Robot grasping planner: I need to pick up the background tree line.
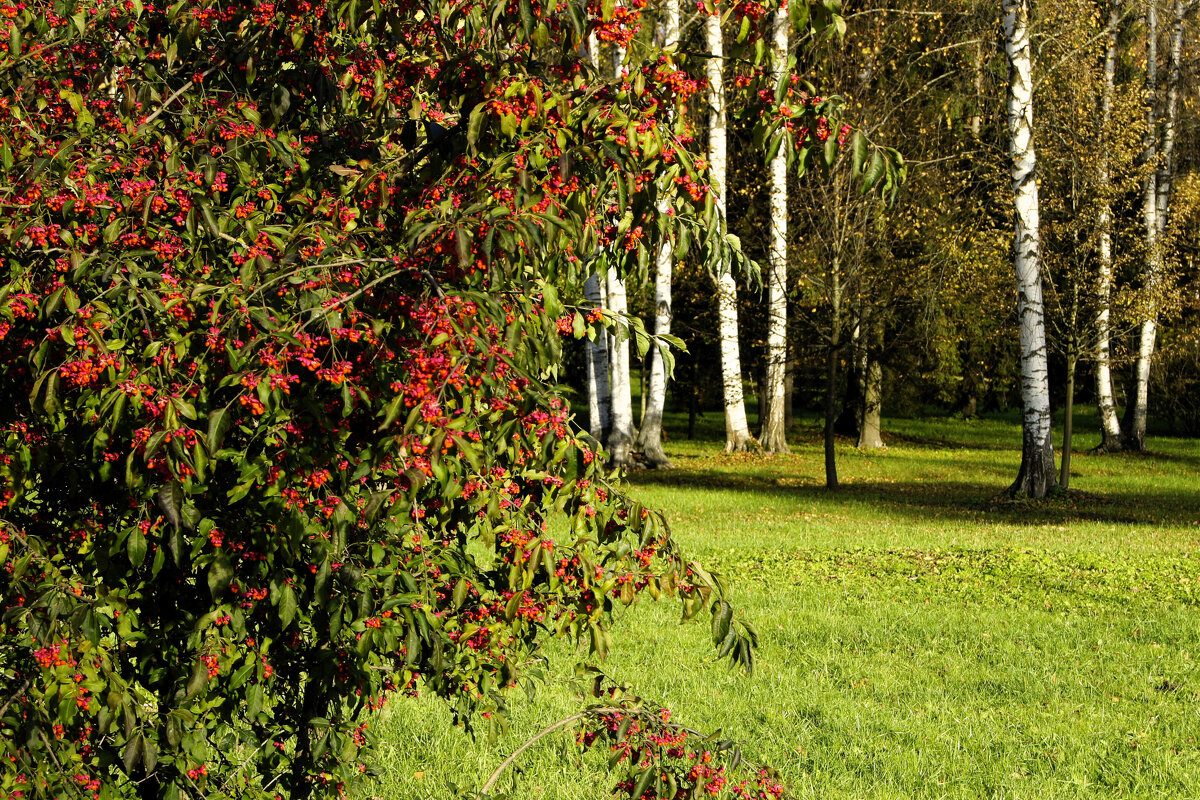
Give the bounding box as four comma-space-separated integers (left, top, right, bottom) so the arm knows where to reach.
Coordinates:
570, 0, 1199, 495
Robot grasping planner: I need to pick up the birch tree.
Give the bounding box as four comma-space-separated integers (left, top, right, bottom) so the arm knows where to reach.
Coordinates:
708, 9, 755, 452
1003, 0, 1057, 497
585, 273, 612, 440
1125, 0, 1190, 450
606, 43, 636, 468
1093, 2, 1124, 452
584, 33, 612, 442
1124, 0, 1160, 451
635, 0, 681, 468
761, 7, 791, 454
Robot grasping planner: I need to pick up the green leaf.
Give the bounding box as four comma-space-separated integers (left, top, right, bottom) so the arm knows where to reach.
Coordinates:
122, 734, 142, 774
142, 737, 158, 774
765, 131, 783, 168
862, 150, 885, 193
207, 553, 234, 599
171, 397, 196, 420
376, 394, 403, 433
207, 404, 232, 452
823, 133, 839, 167
851, 129, 867, 176
790, 1, 810, 31
155, 481, 183, 530
278, 584, 298, 628
466, 104, 486, 151
127, 526, 147, 566
711, 600, 733, 646
632, 766, 655, 798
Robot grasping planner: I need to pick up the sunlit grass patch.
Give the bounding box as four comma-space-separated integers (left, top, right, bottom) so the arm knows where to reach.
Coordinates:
355, 412, 1200, 799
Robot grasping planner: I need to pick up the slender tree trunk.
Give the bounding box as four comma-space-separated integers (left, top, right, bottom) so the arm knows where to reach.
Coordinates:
824, 263, 841, 489
1127, 0, 1186, 451
606, 266, 634, 467
1125, 0, 1162, 452
1003, 0, 1057, 497
687, 386, 698, 440
605, 44, 635, 467
1061, 291, 1078, 489
783, 340, 795, 429
634, 0, 679, 469
1094, 2, 1123, 452
971, 39, 985, 138
639, 351, 648, 422
707, 10, 754, 452
761, 7, 790, 454
859, 309, 884, 449
583, 33, 611, 444
1156, 1, 1183, 235
584, 272, 611, 441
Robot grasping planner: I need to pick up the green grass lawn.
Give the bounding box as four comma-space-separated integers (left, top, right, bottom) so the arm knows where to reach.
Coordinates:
354, 410, 1200, 799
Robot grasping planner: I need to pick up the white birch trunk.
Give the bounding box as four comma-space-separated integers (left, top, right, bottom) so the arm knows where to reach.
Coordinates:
761, 7, 790, 454
1127, 0, 1161, 451
707, 10, 754, 452
1003, 0, 1056, 497
634, 0, 680, 468
587, 32, 599, 69
605, 41, 634, 467
584, 272, 611, 440
606, 266, 634, 466
582, 33, 611, 443
1095, 3, 1122, 451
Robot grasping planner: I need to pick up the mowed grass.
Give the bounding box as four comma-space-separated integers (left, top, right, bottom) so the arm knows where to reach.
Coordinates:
354, 409, 1200, 799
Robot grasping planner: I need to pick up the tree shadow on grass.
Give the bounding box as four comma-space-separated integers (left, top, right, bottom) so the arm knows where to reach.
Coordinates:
1103, 446, 1200, 471
629, 467, 1200, 528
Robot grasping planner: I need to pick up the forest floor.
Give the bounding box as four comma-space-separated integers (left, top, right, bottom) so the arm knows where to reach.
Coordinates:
354, 410, 1200, 799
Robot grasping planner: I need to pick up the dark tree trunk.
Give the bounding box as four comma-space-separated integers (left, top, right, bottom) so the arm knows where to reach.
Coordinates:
1061, 350, 1076, 488
687, 387, 698, 441
824, 340, 839, 489
824, 264, 841, 489
1008, 424, 1057, 497
1120, 376, 1145, 451
1060, 293, 1077, 487
783, 345, 795, 429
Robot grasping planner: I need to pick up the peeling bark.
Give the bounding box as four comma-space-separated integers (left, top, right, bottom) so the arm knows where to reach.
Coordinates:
1003, 0, 1057, 498
761, 7, 790, 455
707, 11, 754, 452
1125, 0, 1159, 452
634, 0, 679, 469
583, 33, 611, 445
1094, 2, 1122, 452
584, 272, 611, 441
606, 268, 634, 468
